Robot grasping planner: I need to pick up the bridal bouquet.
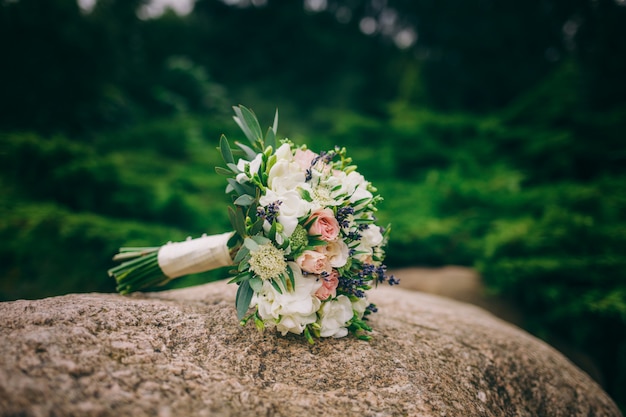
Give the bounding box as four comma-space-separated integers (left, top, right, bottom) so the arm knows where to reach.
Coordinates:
109, 105, 398, 343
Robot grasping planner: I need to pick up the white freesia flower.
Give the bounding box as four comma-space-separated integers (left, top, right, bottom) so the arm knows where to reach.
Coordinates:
349, 186, 373, 209
360, 225, 384, 248
260, 189, 312, 237
275, 143, 293, 160
351, 297, 369, 320
319, 295, 354, 338
252, 262, 322, 336
235, 153, 263, 184
267, 144, 306, 193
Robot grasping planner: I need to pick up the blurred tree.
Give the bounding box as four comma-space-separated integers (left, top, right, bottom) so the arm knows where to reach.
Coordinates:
0, 0, 105, 133
324, 0, 626, 111
191, 0, 404, 117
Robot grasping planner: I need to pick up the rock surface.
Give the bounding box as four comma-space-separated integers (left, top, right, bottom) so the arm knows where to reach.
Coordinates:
0, 281, 621, 417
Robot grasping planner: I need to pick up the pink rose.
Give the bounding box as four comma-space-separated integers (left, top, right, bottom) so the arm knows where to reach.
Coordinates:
315, 285, 334, 300
308, 208, 340, 241
315, 270, 339, 300
294, 149, 318, 171
296, 250, 332, 275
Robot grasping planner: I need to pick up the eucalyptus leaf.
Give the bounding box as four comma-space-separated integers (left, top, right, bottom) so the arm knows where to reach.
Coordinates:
250, 218, 264, 235
239, 105, 263, 142
228, 272, 251, 284
249, 277, 263, 292
268, 219, 278, 240
219, 134, 234, 165
244, 237, 259, 251
226, 163, 240, 173
228, 206, 238, 234
233, 246, 250, 263
229, 206, 246, 237
236, 280, 254, 320
226, 178, 247, 196
238, 259, 249, 272
265, 126, 277, 151
233, 110, 256, 145
250, 235, 270, 245
272, 108, 278, 135
235, 141, 258, 160
215, 166, 232, 176
234, 194, 255, 206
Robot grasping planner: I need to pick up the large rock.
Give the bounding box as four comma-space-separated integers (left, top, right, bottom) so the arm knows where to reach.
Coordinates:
0, 281, 621, 417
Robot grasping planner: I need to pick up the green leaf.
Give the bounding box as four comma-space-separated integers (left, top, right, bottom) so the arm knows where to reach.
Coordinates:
234, 194, 255, 206
265, 126, 277, 152
226, 179, 246, 196
215, 166, 233, 176
272, 108, 279, 135
268, 219, 278, 241
228, 272, 251, 284
286, 265, 295, 290
352, 198, 371, 208
250, 218, 265, 235
251, 235, 270, 245
235, 141, 258, 160
278, 272, 288, 292
249, 277, 263, 292
238, 259, 250, 272
236, 280, 254, 320
219, 134, 234, 165
239, 105, 263, 142
226, 163, 240, 173
270, 278, 283, 294
233, 246, 250, 263
300, 188, 313, 202
233, 105, 262, 146
229, 206, 246, 237
244, 237, 259, 251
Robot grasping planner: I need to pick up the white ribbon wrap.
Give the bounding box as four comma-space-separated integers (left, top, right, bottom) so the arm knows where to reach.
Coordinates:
157, 232, 233, 279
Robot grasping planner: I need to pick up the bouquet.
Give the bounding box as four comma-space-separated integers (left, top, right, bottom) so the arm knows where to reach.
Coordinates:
109, 105, 398, 343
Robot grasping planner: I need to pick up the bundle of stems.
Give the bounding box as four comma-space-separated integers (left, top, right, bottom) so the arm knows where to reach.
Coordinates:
108, 247, 169, 294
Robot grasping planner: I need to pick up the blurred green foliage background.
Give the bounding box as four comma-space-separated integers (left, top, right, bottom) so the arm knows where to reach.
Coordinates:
1, 0, 625, 409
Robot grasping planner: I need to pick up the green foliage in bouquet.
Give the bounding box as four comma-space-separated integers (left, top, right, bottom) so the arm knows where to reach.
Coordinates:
215, 106, 281, 319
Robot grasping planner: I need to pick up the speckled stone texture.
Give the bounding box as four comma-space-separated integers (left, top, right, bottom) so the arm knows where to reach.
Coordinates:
0, 281, 621, 417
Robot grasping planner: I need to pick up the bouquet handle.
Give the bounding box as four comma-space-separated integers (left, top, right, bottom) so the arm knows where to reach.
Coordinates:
157, 232, 233, 278
109, 232, 234, 294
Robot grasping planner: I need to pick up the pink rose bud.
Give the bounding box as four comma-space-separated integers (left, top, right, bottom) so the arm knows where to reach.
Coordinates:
308, 208, 340, 241
296, 250, 332, 275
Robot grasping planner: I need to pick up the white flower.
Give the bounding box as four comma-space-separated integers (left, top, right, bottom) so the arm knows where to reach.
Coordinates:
274, 143, 293, 161
360, 225, 383, 248
267, 144, 306, 193
252, 262, 322, 336
351, 297, 369, 320
260, 189, 312, 237
349, 186, 373, 209
248, 242, 287, 281
235, 153, 263, 184
318, 295, 354, 338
